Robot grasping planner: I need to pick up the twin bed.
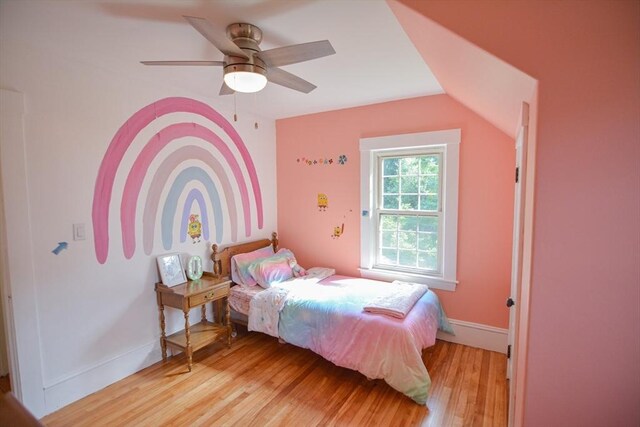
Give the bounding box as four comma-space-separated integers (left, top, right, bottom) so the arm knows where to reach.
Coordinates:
210, 232, 451, 404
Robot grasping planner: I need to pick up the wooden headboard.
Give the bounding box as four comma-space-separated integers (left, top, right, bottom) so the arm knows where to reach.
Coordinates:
211, 232, 279, 279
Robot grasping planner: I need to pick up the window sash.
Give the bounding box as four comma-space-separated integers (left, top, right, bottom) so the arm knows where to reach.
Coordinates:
374, 150, 444, 275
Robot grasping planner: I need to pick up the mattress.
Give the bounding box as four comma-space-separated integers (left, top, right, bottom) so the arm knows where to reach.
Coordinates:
228, 285, 264, 316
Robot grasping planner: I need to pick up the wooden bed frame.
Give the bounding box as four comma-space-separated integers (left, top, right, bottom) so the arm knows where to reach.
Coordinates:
210, 232, 279, 329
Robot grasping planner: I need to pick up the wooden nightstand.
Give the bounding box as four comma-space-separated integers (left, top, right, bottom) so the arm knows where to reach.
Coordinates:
155, 273, 232, 371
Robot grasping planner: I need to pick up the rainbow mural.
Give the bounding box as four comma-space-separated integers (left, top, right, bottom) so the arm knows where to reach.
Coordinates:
92, 97, 263, 264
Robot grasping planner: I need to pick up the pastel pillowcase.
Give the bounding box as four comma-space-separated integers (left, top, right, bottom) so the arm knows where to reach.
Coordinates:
246, 248, 306, 288
247, 256, 294, 288
231, 245, 275, 286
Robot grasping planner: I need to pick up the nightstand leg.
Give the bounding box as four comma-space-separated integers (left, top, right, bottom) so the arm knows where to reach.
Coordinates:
184, 310, 192, 372
226, 297, 231, 348
159, 304, 167, 361
201, 305, 207, 323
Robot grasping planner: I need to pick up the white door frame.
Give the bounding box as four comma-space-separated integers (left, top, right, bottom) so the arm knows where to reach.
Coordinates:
0, 88, 46, 417
507, 102, 530, 426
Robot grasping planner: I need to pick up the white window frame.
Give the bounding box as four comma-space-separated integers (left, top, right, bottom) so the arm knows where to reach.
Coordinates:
359, 129, 460, 291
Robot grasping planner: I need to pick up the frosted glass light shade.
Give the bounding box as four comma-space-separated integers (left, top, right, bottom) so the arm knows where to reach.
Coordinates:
224, 71, 267, 93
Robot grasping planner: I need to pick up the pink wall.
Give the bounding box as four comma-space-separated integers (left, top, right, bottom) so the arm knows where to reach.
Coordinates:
395, 1, 640, 426
277, 94, 514, 329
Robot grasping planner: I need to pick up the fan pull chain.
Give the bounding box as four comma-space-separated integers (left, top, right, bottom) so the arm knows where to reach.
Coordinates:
254, 92, 259, 129
233, 91, 238, 122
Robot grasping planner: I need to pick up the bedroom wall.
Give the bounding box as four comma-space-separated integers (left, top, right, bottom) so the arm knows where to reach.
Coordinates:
0, 37, 277, 415
276, 94, 515, 329
394, 1, 640, 426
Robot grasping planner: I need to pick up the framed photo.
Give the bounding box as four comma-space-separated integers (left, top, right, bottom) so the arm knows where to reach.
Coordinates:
157, 253, 187, 287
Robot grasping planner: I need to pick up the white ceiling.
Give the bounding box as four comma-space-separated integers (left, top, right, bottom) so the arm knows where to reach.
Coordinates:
0, 0, 443, 120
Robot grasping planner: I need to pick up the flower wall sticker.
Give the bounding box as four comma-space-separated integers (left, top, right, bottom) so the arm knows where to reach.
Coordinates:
296, 154, 347, 166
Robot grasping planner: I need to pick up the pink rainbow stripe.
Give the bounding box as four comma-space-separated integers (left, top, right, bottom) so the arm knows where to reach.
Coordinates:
122, 143, 239, 258
92, 97, 263, 264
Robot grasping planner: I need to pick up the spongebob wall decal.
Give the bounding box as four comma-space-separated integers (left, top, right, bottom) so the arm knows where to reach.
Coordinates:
317, 193, 328, 211
330, 209, 353, 239
187, 214, 202, 243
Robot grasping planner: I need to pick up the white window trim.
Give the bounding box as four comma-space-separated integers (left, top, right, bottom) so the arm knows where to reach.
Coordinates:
360, 129, 460, 291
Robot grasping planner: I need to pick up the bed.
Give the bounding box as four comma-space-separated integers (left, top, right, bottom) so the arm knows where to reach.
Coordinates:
211, 232, 451, 404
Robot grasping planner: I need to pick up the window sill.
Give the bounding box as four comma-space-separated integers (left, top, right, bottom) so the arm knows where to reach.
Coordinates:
358, 267, 457, 291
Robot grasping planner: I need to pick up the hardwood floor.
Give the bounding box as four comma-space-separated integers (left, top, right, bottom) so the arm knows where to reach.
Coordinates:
0, 375, 10, 394
41, 332, 508, 426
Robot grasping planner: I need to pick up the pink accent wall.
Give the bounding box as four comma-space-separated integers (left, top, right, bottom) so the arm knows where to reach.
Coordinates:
394, 1, 640, 425
277, 94, 514, 329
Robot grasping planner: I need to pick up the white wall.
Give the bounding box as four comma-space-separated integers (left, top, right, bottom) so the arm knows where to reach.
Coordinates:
0, 38, 277, 416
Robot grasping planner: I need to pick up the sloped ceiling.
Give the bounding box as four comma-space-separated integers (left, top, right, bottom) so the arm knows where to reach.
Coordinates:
388, 0, 538, 138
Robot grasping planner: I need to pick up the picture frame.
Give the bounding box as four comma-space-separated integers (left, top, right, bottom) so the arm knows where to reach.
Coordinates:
157, 253, 187, 287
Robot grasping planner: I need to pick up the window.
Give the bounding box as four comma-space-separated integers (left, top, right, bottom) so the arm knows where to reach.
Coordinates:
360, 130, 460, 291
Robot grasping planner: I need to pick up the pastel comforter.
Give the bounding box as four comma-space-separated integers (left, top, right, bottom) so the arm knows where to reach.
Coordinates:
247, 273, 451, 404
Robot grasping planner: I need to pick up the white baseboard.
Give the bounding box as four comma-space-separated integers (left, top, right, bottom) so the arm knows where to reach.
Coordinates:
43, 341, 163, 415
437, 318, 508, 354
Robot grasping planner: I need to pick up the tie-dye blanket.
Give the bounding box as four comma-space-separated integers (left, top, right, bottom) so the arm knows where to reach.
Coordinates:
248, 273, 451, 404
248, 268, 336, 337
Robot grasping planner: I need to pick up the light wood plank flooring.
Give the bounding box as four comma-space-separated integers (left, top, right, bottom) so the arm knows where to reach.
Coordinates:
0, 375, 10, 394
42, 331, 507, 426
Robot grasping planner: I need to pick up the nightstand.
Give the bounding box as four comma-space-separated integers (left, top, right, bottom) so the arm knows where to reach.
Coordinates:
155, 273, 232, 371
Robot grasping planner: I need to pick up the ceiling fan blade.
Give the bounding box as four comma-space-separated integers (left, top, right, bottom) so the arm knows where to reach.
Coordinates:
140, 60, 224, 66
267, 67, 317, 93
183, 16, 249, 60
219, 81, 234, 96
257, 40, 335, 68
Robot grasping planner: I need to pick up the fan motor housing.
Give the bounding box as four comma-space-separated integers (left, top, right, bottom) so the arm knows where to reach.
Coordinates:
226, 23, 262, 52
224, 57, 267, 80
224, 23, 265, 77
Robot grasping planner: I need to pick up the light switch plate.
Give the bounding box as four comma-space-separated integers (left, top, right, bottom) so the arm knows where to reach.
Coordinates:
73, 223, 86, 241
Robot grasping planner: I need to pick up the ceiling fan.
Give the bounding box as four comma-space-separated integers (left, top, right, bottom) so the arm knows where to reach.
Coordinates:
141, 16, 335, 95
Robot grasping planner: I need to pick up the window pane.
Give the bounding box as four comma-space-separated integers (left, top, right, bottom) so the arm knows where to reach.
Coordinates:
400, 195, 419, 210
383, 177, 399, 194
383, 158, 399, 176
400, 157, 419, 175
398, 231, 417, 250
383, 195, 399, 209
381, 230, 397, 247
418, 251, 437, 270
418, 216, 439, 232
401, 176, 419, 193
418, 232, 438, 251
380, 214, 398, 230
420, 175, 439, 194
399, 250, 417, 267
419, 195, 438, 211
398, 215, 418, 231
381, 248, 398, 265
420, 156, 439, 175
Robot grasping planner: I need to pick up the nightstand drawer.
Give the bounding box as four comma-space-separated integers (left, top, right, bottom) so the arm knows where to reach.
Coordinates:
189, 283, 229, 307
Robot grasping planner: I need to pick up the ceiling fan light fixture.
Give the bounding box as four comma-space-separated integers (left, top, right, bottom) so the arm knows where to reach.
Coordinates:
224, 71, 267, 93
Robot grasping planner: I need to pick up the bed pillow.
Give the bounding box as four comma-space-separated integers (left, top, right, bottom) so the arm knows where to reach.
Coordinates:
270, 248, 308, 277
231, 245, 275, 286
247, 256, 294, 288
